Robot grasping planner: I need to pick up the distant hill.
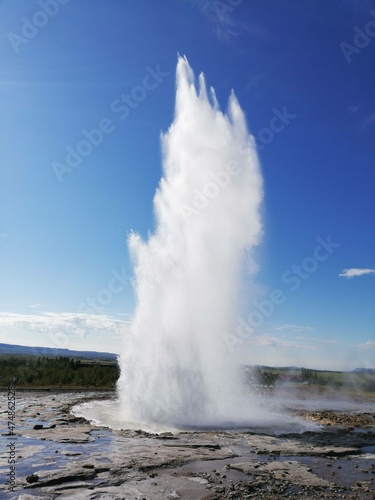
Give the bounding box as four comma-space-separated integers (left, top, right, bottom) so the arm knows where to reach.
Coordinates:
352, 368, 375, 374
0, 342, 117, 360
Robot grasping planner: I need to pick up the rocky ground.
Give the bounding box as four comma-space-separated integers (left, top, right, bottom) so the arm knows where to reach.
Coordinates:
0, 390, 374, 499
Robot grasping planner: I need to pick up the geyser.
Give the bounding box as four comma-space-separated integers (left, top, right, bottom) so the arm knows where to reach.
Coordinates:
117, 56, 268, 428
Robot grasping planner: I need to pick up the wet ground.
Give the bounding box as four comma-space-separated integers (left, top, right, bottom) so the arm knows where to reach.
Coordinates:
0, 390, 374, 499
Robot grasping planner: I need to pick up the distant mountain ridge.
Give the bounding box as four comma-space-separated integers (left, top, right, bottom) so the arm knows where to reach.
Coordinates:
352, 367, 375, 374
0, 342, 117, 360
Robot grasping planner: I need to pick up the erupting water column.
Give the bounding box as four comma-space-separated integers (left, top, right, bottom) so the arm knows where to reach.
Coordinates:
118, 56, 265, 427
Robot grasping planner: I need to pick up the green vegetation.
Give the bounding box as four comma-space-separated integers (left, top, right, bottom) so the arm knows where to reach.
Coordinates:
247, 366, 375, 394
255, 368, 279, 386
0, 356, 119, 389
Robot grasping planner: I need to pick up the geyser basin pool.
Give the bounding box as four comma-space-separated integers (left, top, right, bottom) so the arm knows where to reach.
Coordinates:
73, 396, 321, 435
74, 391, 375, 433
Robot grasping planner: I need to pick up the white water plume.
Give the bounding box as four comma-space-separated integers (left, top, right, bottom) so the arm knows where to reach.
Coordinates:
117, 55, 268, 427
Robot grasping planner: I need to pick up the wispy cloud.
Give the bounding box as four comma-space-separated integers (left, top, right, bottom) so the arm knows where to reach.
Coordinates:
275, 324, 315, 332
348, 104, 360, 114
357, 340, 375, 351
191, 0, 271, 44
339, 268, 375, 278
360, 112, 375, 132
0, 311, 129, 340
236, 332, 367, 371
253, 333, 316, 351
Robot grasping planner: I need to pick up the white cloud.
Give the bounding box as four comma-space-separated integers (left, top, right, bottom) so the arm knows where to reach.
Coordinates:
252, 333, 316, 351
275, 324, 314, 332
0, 311, 129, 351
339, 268, 375, 278
357, 340, 375, 351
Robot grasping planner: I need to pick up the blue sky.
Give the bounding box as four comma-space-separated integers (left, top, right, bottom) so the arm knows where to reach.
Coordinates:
0, 0, 374, 370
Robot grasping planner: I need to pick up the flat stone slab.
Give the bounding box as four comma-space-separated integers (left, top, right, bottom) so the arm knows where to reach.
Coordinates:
228, 460, 331, 486
244, 433, 361, 457
22, 424, 94, 443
